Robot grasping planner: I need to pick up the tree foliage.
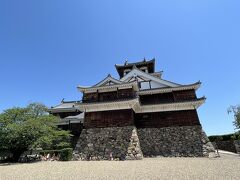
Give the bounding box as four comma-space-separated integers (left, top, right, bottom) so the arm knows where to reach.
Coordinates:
0, 103, 71, 162
208, 132, 240, 142
228, 105, 240, 129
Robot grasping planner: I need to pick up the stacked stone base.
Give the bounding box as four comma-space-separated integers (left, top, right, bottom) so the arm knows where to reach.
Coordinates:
138, 125, 215, 157
73, 126, 143, 160
74, 125, 215, 160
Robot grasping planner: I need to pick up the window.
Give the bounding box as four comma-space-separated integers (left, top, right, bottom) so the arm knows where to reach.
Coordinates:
138, 82, 142, 88
140, 66, 148, 73
124, 69, 131, 75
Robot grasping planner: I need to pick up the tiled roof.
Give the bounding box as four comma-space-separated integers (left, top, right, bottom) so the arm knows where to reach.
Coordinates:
137, 81, 201, 95
65, 112, 84, 120
115, 58, 155, 67
49, 101, 80, 112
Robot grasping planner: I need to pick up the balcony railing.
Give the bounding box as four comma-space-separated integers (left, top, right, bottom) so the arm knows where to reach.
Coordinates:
82, 93, 137, 103
140, 97, 200, 105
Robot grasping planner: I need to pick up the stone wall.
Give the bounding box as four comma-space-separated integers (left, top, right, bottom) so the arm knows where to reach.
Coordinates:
212, 140, 240, 154
201, 130, 216, 157
73, 125, 215, 160
234, 140, 240, 154
213, 141, 237, 153
74, 126, 143, 160
137, 125, 215, 157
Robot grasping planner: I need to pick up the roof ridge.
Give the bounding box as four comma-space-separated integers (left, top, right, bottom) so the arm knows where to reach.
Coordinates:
61, 100, 80, 103
115, 58, 155, 67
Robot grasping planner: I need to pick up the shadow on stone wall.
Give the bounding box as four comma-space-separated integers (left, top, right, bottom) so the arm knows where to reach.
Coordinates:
73, 126, 143, 160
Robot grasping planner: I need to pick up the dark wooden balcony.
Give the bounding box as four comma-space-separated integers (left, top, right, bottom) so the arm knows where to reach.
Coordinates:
139, 90, 197, 105
82, 90, 137, 103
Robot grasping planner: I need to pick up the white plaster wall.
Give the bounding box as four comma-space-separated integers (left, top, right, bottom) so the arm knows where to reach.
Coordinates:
140, 82, 150, 90
140, 81, 167, 90
150, 81, 167, 89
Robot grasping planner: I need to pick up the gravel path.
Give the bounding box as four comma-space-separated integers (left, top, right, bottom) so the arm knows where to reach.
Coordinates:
1, 155, 240, 180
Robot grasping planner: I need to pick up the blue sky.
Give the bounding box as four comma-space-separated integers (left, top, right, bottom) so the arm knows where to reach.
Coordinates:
0, 0, 240, 135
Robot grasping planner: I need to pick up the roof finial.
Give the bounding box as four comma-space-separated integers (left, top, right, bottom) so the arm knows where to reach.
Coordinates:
107, 74, 111, 77
61, 98, 65, 103
124, 59, 128, 65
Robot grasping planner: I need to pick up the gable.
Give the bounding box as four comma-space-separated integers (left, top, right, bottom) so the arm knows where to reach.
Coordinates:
93, 75, 122, 87
125, 75, 149, 83
120, 68, 180, 90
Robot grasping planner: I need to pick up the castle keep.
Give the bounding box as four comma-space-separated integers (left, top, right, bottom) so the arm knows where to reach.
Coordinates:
49, 59, 214, 160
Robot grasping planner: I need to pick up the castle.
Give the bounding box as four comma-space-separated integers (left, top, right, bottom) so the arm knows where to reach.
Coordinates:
49, 59, 214, 160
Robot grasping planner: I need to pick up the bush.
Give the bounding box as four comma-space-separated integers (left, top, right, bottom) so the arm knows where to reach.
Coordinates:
208, 132, 240, 142
59, 148, 73, 161
40, 148, 73, 161
40, 149, 61, 156
231, 132, 240, 140
0, 151, 12, 162
0, 103, 71, 162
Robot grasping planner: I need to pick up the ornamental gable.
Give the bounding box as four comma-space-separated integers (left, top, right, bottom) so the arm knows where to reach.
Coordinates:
92, 75, 122, 87
120, 67, 180, 90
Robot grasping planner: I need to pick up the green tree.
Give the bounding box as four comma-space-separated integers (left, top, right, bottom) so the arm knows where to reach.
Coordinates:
228, 105, 240, 129
0, 103, 71, 162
